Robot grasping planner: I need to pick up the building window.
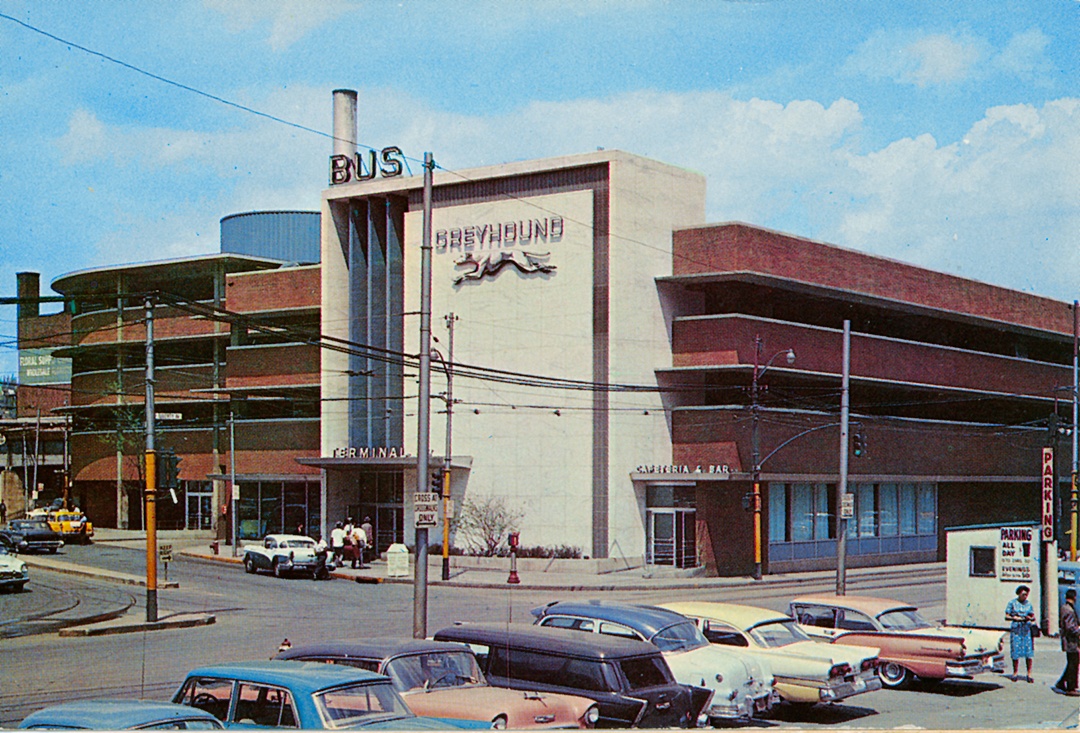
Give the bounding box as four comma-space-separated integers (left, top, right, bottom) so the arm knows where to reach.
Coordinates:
970, 546, 996, 577
769, 481, 938, 557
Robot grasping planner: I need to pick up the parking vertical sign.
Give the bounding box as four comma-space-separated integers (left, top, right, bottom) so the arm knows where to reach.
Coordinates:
1042, 447, 1054, 542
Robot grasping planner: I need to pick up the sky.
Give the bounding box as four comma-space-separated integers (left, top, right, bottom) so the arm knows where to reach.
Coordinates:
1, 0, 1078, 378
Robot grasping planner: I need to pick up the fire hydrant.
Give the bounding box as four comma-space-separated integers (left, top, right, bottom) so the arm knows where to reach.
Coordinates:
210, 540, 220, 555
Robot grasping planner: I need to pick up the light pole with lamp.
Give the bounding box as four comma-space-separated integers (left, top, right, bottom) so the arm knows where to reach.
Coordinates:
750, 335, 795, 581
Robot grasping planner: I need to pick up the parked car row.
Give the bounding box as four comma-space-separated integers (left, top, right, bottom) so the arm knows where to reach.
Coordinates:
14, 538, 1008, 729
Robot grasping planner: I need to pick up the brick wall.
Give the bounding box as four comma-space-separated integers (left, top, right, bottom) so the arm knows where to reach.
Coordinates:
226, 266, 320, 313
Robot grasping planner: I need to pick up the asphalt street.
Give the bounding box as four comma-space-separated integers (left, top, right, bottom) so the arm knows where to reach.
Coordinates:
1, 539, 1077, 730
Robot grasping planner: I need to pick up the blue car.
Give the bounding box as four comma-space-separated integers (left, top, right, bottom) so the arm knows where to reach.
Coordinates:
172, 660, 486, 729
19, 700, 223, 729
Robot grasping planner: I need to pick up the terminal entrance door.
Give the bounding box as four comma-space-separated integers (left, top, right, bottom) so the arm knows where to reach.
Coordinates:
645, 484, 697, 568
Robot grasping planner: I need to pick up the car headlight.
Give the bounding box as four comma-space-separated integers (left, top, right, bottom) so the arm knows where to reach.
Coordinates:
584, 705, 600, 727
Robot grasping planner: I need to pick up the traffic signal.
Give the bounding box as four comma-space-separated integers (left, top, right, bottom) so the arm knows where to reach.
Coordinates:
852, 431, 866, 458
430, 469, 444, 495
159, 449, 181, 490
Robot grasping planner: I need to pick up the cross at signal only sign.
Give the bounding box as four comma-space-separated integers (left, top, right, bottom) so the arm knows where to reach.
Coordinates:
414, 492, 439, 528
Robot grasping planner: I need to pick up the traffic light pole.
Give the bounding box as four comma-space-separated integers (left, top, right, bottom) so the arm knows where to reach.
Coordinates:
413, 152, 434, 639
144, 297, 158, 623
836, 319, 851, 595
441, 313, 456, 581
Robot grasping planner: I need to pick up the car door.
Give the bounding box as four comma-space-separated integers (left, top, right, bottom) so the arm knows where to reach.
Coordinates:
792, 603, 841, 639
232, 682, 299, 728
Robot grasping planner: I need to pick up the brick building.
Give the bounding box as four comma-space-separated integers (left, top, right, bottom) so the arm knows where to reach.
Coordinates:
652, 223, 1071, 575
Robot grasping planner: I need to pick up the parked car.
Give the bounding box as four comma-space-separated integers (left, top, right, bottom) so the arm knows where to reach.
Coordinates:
659, 601, 881, 705
6, 519, 64, 553
0, 545, 29, 592
789, 593, 1005, 688
1059, 561, 1080, 610
530, 601, 776, 724
243, 534, 320, 577
434, 622, 709, 729
19, 700, 224, 729
44, 509, 94, 543
0, 527, 29, 553
172, 660, 486, 729
276, 637, 600, 729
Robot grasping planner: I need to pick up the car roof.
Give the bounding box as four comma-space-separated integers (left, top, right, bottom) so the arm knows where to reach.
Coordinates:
183, 660, 390, 691
434, 622, 661, 660
661, 601, 789, 629
266, 534, 313, 542
531, 600, 693, 638
791, 594, 913, 617
19, 700, 221, 729
277, 637, 473, 662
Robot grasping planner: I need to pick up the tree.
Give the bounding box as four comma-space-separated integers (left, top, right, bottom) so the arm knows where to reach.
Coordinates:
451, 495, 524, 557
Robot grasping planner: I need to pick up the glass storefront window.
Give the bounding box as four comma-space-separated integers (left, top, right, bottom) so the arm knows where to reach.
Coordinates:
857, 483, 875, 537
813, 483, 830, 540
917, 482, 936, 535
899, 483, 917, 535
768, 485, 787, 542
791, 483, 814, 541
878, 483, 898, 536
261, 483, 282, 536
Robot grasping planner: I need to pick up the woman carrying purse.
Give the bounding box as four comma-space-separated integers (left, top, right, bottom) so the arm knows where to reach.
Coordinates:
1005, 585, 1036, 682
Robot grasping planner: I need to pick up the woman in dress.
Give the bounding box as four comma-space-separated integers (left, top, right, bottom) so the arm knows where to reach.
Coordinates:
1005, 584, 1036, 682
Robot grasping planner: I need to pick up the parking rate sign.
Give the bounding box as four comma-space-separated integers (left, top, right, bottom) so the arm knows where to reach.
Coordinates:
1042, 448, 1054, 542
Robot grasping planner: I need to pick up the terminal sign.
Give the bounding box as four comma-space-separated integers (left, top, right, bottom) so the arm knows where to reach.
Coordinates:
1041, 448, 1054, 542
414, 492, 439, 529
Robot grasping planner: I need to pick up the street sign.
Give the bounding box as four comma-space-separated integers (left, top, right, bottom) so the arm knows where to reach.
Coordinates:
840, 493, 855, 519
1042, 448, 1054, 542
414, 492, 439, 528
155, 412, 183, 421
158, 544, 173, 563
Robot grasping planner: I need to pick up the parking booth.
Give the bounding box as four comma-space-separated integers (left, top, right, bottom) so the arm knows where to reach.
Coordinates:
945, 522, 1059, 631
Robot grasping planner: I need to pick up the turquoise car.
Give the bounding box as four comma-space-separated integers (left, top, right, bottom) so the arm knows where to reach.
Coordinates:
20, 700, 223, 729
172, 660, 486, 729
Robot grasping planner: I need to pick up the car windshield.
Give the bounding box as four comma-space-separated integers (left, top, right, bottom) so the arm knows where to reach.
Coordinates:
384, 652, 485, 692
314, 681, 413, 729
877, 608, 933, 630
281, 540, 315, 549
14, 521, 46, 530
650, 621, 709, 652
748, 619, 812, 648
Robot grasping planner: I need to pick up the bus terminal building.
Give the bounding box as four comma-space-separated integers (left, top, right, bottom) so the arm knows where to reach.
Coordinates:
10, 98, 1073, 576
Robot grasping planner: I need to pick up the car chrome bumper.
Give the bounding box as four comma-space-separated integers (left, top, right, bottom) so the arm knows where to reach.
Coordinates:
708, 690, 777, 720
945, 653, 1005, 678
819, 673, 882, 702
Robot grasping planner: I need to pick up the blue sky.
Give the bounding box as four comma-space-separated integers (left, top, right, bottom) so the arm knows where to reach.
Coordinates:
1, 0, 1078, 377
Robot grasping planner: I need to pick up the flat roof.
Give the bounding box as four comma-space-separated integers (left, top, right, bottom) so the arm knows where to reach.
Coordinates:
52, 254, 289, 295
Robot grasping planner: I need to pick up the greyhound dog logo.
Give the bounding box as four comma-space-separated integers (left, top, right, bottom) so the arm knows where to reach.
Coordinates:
453, 251, 556, 285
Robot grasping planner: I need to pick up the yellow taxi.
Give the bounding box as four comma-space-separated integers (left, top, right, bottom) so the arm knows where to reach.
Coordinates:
45, 509, 94, 544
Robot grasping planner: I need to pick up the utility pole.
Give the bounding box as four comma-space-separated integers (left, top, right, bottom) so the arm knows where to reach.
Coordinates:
144, 296, 158, 623
1072, 301, 1078, 561
230, 410, 238, 556
836, 320, 851, 595
441, 313, 457, 581
414, 152, 434, 639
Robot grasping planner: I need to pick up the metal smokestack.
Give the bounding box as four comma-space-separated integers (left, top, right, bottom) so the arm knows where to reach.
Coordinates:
332, 89, 358, 158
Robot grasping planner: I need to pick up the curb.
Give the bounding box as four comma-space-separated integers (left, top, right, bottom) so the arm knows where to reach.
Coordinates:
22, 555, 180, 589
58, 613, 216, 637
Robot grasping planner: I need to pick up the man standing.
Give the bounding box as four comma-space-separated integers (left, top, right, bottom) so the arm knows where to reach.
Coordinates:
351, 522, 367, 569
1053, 588, 1080, 696
360, 516, 374, 564
0, 499, 7, 525
329, 522, 346, 569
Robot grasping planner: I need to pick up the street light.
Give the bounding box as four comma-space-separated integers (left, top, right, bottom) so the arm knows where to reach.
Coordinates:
750, 335, 795, 581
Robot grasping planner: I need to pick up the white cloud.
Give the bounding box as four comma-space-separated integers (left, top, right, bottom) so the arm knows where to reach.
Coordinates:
52, 85, 1080, 305
202, 0, 353, 51
843, 28, 1052, 88
55, 109, 110, 163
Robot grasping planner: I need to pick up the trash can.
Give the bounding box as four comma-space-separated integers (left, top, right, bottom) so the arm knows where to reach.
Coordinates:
386, 543, 409, 578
